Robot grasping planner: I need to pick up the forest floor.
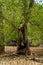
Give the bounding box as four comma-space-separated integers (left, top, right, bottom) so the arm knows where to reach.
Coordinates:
0, 46, 43, 65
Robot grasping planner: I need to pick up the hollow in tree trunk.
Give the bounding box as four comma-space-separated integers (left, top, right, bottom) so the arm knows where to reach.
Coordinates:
17, 22, 30, 55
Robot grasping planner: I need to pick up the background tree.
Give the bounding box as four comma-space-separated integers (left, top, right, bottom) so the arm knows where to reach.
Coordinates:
0, 5, 5, 52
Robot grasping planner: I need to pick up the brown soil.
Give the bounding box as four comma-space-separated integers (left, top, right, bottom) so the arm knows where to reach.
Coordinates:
0, 46, 43, 65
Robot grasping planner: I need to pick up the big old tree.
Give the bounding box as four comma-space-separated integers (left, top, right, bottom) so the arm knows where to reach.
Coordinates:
0, 0, 34, 55
17, 0, 34, 54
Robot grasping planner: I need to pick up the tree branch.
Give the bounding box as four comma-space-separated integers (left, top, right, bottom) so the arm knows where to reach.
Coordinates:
29, 21, 40, 26
29, 21, 43, 30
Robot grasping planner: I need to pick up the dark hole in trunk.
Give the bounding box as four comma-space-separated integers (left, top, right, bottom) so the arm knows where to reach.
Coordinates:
19, 42, 26, 49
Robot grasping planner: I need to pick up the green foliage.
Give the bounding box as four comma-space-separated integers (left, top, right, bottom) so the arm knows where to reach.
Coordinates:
28, 4, 43, 45
0, 0, 43, 46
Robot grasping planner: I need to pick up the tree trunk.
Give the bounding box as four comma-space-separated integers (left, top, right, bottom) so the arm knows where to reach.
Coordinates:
17, 0, 34, 55
17, 22, 30, 55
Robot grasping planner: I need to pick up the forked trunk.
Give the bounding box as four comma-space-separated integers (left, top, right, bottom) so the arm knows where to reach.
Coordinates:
17, 22, 30, 55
